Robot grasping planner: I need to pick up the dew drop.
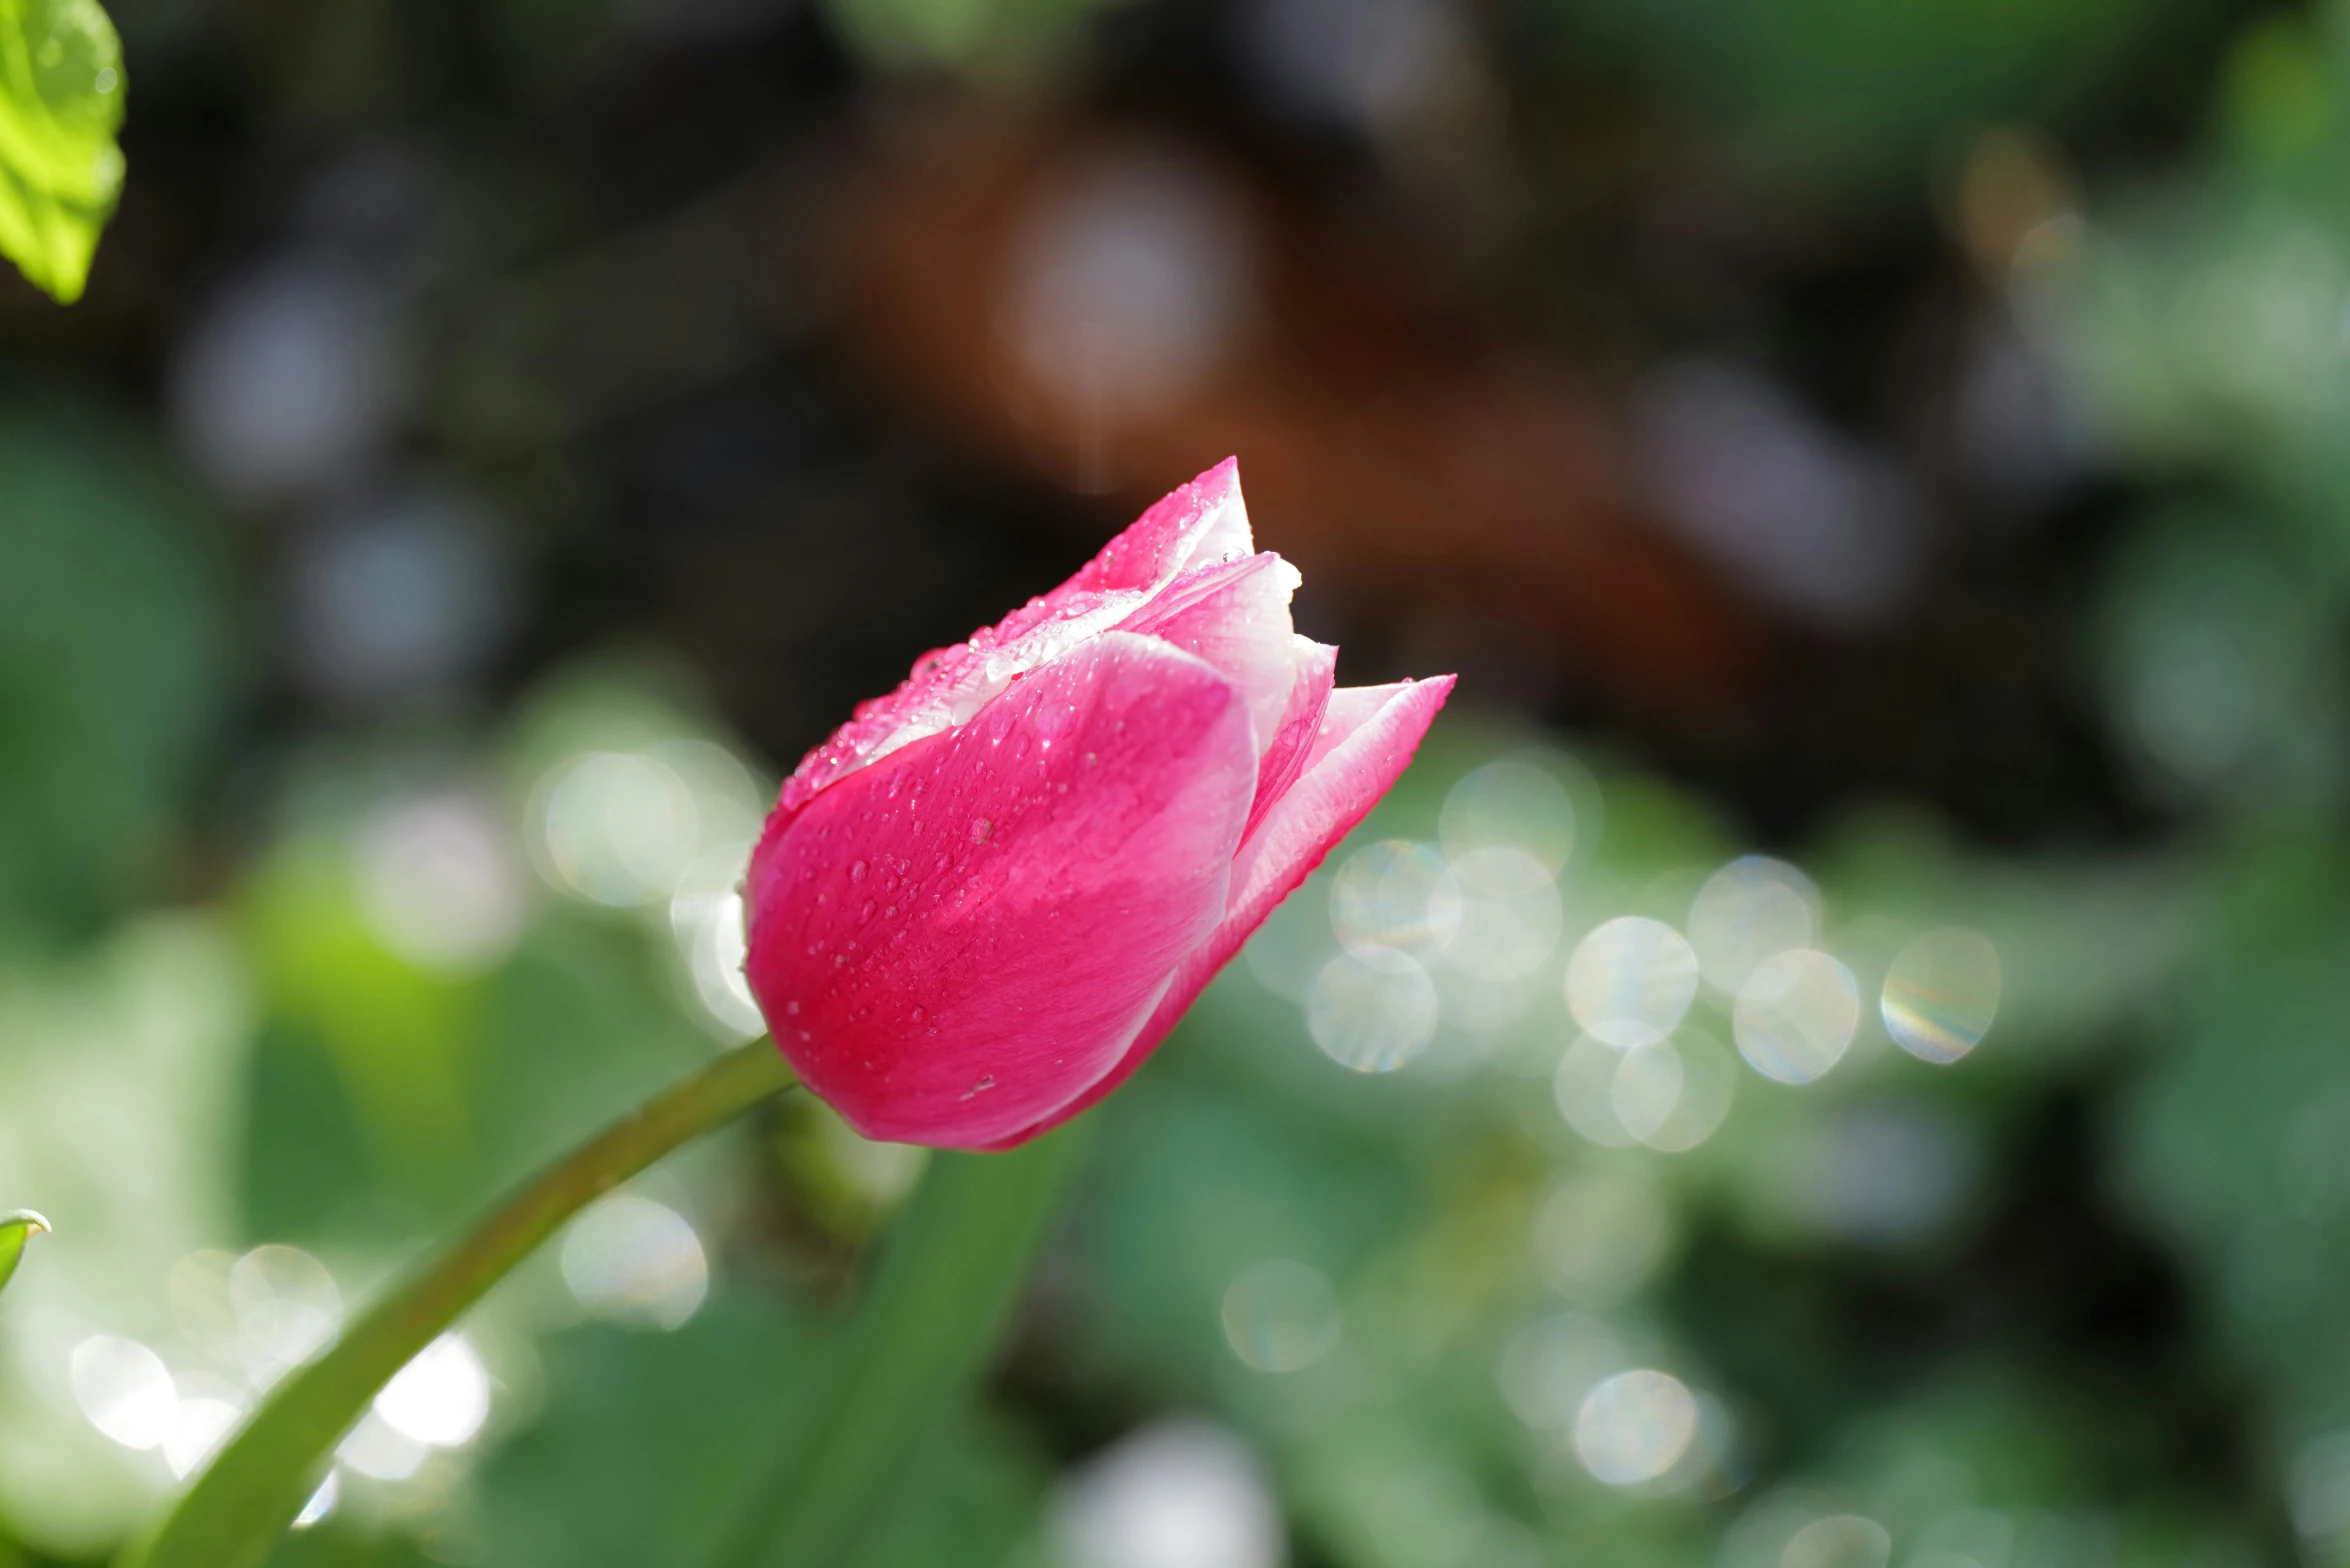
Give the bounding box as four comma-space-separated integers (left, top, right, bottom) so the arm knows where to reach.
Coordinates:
970, 818, 993, 844
850, 860, 868, 882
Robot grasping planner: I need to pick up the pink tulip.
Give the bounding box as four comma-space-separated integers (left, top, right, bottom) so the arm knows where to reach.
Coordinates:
743, 460, 1454, 1149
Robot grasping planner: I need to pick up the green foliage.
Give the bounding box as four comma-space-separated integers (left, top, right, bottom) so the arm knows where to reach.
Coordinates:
120, 1044, 798, 1568
2047, 19, 2350, 1493
0, 0, 122, 301
0, 395, 235, 947
820, 0, 1129, 75
462, 1296, 1049, 1568
707, 1130, 1089, 1567
1547, 0, 2219, 186
473, 1295, 823, 1566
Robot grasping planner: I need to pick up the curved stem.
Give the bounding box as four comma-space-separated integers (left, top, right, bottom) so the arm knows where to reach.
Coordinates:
119, 1040, 800, 1568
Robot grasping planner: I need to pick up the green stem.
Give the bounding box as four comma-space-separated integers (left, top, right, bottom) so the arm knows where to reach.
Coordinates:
119, 1040, 800, 1568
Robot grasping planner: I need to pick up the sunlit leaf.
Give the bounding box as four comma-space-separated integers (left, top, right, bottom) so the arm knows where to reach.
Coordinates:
0, 1208, 48, 1296
0, 0, 124, 301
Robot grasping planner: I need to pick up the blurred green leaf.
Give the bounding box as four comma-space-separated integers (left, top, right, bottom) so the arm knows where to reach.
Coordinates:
821, 0, 1126, 75
467, 1295, 1048, 1568
2218, 14, 2336, 166
1077, 1055, 1413, 1385
0, 913, 250, 1554
842, 1409, 1050, 1568
0, 0, 123, 301
1550, 0, 2219, 186
705, 1127, 1089, 1568
0, 1208, 46, 1296
120, 1042, 797, 1568
0, 396, 235, 945
240, 841, 485, 1215
474, 1294, 822, 1567
258, 1525, 437, 1568
238, 1019, 378, 1241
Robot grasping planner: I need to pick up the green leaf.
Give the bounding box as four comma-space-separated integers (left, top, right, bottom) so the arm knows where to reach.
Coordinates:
821, 0, 1129, 75
118, 1041, 798, 1568
472, 1292, 823, 1566
703, 1126, 1090, 1567
0, 1207, 47, 1296
0, 392, 237, 947
0, 0, 123, 301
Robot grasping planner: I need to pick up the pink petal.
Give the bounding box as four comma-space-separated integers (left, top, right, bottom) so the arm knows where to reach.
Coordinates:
769, 584, 1136, 824
982, 672, 1455, 1147
770, 460, 1255, 824
1118, 553, 1303, 754
1246, 639, 1336, 838
1071, 457, 1253, 596
746, 632, 1257, 1149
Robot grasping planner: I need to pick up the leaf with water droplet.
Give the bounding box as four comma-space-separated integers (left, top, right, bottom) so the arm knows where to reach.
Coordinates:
0, 0, 125, 301
0, 1209, 50, 1297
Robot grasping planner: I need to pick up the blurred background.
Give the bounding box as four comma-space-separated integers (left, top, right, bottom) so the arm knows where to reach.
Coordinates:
7, 0, 2350, 1562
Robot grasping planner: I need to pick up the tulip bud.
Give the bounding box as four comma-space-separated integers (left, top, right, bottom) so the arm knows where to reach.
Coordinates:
744, 460, 1453, 1148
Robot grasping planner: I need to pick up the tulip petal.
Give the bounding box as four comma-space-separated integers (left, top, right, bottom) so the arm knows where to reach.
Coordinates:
1246, 639, 1336, 838
1120, 553, 1303, 753
1071, 457, 1253, 596
772, 460, 1255, 822
1185, 673, 1455, 982
746, 632, 1258, 1148
986, 672, 1454, 1146
773, 583, 1142, 821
